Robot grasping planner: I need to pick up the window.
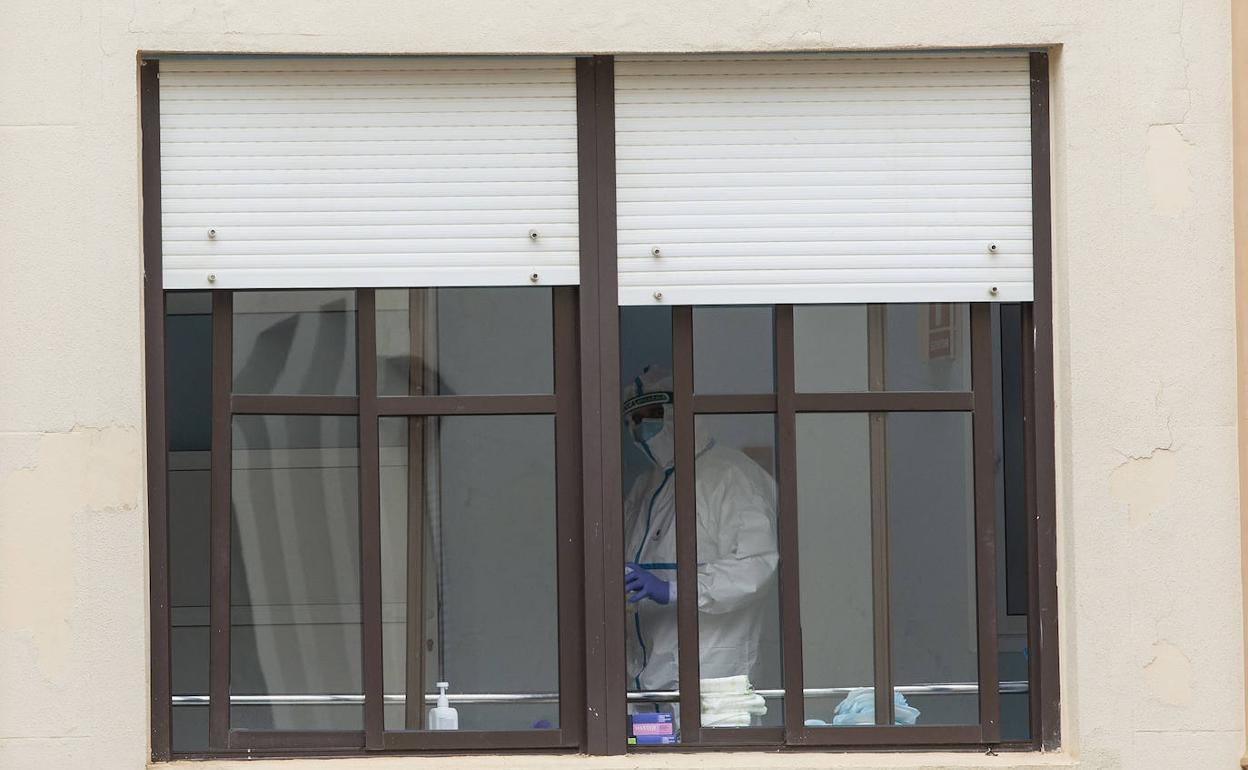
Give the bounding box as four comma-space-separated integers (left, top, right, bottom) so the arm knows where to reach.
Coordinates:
161, 288, 580, 753
145, 52, 1057, 760
614, 303, 1034, 748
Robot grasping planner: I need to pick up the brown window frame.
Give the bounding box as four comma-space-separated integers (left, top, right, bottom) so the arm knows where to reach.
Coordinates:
144, 52, 1058, 760
189, 288, 584, 756
653, 302, 998, 750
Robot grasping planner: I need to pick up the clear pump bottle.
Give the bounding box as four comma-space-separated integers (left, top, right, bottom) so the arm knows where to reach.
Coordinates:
427, 681, 459, 730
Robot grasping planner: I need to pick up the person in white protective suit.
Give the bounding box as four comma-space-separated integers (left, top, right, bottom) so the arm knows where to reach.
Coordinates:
621, 364, 779, 695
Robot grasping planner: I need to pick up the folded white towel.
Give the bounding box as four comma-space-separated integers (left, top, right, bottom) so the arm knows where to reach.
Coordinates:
698, 674, 768, 725
701, 692, 767, 714
699, 675, 752, 694
701, 711, 753, 728
700, 675, 765, 729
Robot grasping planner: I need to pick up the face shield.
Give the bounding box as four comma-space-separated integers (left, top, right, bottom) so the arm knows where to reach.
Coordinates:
623, 367, 675, 468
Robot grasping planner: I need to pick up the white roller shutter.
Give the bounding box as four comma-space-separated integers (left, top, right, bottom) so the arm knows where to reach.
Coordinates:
159, 57, 579, 290
615, 53, 1034, 305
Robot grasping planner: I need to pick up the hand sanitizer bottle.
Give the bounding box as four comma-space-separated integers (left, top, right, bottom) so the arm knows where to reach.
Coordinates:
427, 681, 459, 730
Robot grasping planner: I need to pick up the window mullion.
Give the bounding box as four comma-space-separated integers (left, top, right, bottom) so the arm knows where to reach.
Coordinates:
208, 289, 233, 750
1029, 50, 1061, 750
971, 302, 1002, 743
142, 57, 173, 763
1021, 302, 1042, 743
867, 305, 894, 727
404, 288, 427, 731
574, 54, 628, 756
553, 286, 586, 743
671, 305, 702, 743
773, 305, 806, 743
357, 288, 385, 749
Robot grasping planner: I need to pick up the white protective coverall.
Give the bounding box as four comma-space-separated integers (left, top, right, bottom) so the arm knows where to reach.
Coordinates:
622, 368, 779, 692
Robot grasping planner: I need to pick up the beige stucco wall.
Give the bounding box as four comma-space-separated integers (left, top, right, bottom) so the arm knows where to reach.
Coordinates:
1236, 0, 1248, 762
0, 1, 1241, 768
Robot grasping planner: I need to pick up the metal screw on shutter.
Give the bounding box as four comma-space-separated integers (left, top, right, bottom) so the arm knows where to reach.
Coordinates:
653, 291, 663, 302
989, 286, 999, 296
988, 243, 998, 254
207, 274, 216, 283
529, 229, 540, 241
208, 228, 217, 239
530, 273, 540, 283
651, 246, 662, 257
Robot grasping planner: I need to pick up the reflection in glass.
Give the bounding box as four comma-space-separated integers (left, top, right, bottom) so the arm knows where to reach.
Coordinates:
796, 413, 874, 727
888, 412, 978, 725
376, 288, 553, 397
233, 290, 357, 396
230, 415, 362, 730
793, 304, 970, 392
885, 305, 971, 392
694, 414, 781, 728
693, 306, 775, 394
618, 307, 681, 740
380, 415, 560, 731
166, 292, 212, 752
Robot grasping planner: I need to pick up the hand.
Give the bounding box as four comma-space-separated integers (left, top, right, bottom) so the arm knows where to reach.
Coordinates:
625, 563, 672, 605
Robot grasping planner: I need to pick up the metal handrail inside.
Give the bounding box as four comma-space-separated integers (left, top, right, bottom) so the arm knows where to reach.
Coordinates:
171, 681, 1028, 706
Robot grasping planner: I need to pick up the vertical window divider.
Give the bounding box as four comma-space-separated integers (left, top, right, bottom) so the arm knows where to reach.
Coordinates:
1029, 49, 1061, 751
576, 54, 627, 755
773, 305, 806, 743
208, 289, 233, 750
357, 289, 385, 749
671, 305, 702, 743
554, 286, 587, 743
866, 305, 894, 726
971, 302, 1002, 743
1021, 301, 1042, 744
140, 57, 172, 763
404, 289, 426, 731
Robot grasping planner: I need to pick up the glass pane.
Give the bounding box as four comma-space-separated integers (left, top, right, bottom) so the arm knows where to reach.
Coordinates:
620, 306, 674, 503
380, 415, 560, 731
796, 413, 874, 727
793, 304, 970, 392
166, 292, 212, 752
995, 304, 1031, 741
694, 414, 782, 728
885, 304, 971, 391
618, 306, 680, 742
230, 415, 362, 730
376, 287, 553, 397
233, 290, 357, 396
793, 305, 869, 393
887, 412, 978, 726
693, 306, 774, 394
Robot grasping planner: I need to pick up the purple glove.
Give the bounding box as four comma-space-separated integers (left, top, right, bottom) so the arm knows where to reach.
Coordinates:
625, 563, 671, 605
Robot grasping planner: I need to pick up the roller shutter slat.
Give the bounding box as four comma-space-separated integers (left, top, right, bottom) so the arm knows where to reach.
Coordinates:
614, 52, 1033, 305
159, 57, 578, 289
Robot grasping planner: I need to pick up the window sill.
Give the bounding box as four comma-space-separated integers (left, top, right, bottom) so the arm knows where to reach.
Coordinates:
161, 751, 1076, 770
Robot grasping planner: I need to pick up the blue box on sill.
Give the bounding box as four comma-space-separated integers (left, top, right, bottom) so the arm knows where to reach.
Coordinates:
629, 735, 678, 745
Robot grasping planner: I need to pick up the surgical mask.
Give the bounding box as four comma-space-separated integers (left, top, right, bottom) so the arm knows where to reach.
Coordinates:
633, 418, 664, 443
632, 414, 675, 469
